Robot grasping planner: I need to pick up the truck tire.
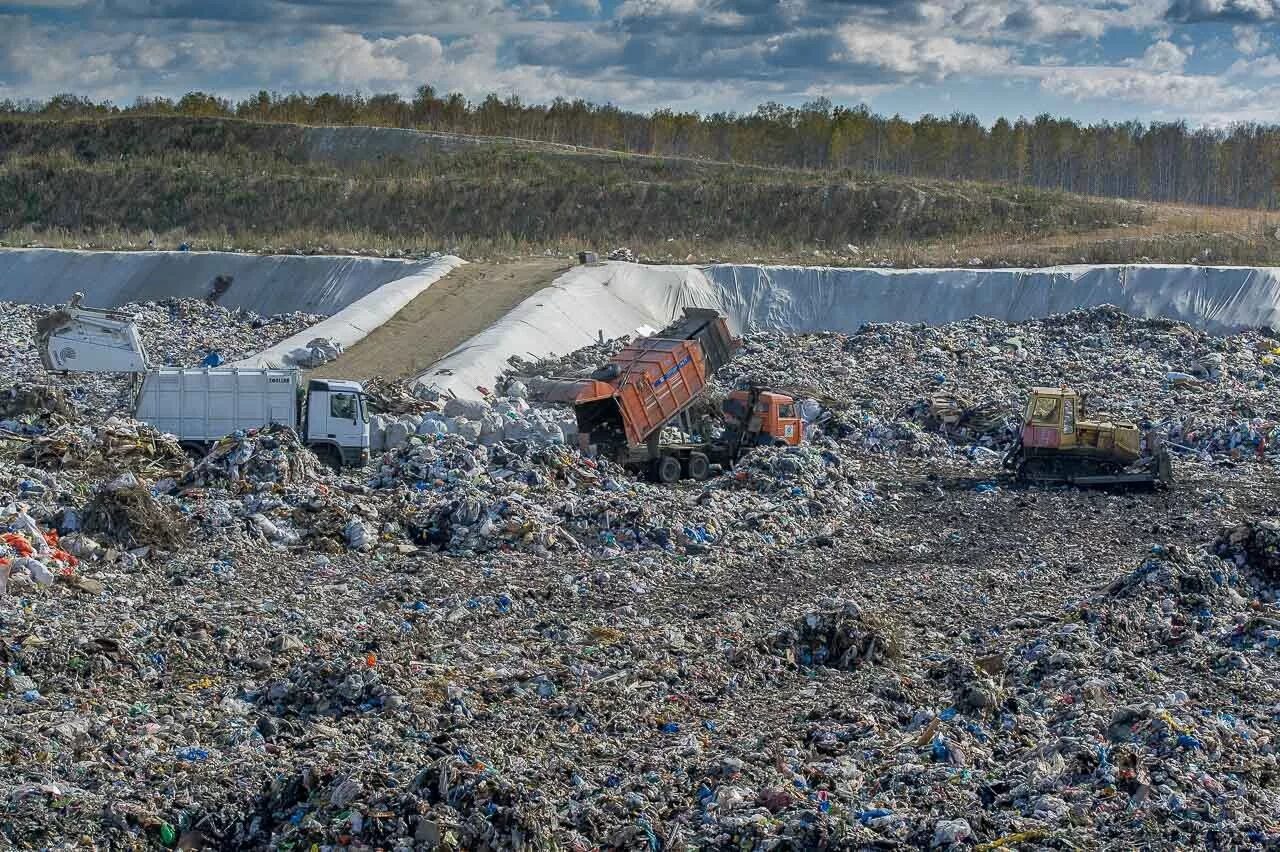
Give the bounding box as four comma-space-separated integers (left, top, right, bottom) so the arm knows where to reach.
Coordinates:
180, 442, 208, 464
685, 452, 710, 481
312, 443, 344, 471
655, 455, 683, 484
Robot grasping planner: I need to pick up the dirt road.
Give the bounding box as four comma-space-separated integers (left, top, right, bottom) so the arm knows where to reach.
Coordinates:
311, 258, 569, 382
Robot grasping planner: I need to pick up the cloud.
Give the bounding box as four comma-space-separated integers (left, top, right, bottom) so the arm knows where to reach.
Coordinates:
1127, 39, 1192, 72
836, 25, 1010, 79
1165, 0, 1280, 23
1003, 4, 1108, 39
1040, 65, 1246, 111
1227, 52, 1280, 75
1233, 24, 1264, 53
0, 0, 1270, 127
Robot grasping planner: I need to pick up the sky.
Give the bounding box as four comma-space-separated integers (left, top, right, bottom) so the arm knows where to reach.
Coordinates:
2, 0, 1279, 127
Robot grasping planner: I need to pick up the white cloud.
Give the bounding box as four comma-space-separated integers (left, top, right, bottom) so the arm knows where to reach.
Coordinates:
1227, 53, 1280, 76
1166, 0, 1280, 23
131, 35, 176, 70
1232, 25, 1264, 54
836, 25, 1010, 80
1127, 39, 1192, 72
1040, 65, 1245, 110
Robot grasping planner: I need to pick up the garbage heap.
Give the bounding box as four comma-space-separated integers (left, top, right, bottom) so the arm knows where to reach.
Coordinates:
717, 307, 1280, 465
0, 383, 76, 435
0, 503, 79, 594
1214, 521, 1280, 588
371, 394, 578, 454
3, 299, 1280, 849
82, 471, 188, 551
502, 335, 632, 385
18, 416, 188, 474
363, 435, 876, 557
182, 424, 323, 488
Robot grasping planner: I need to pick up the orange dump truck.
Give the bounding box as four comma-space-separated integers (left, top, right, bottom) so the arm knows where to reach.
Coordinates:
540, 309, 804, 482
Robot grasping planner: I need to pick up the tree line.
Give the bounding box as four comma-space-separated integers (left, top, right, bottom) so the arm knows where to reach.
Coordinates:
10, 89, 1280, 209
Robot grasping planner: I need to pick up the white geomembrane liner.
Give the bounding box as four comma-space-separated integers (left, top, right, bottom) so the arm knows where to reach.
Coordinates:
419, 262, 1280, 398
237, 255, 465, 369
0, 248, 465, 369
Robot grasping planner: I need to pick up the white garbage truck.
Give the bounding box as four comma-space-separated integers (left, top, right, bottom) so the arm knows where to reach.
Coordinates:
36, 296, 370, 467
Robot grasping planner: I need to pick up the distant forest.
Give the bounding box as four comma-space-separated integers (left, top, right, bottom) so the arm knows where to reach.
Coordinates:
9, 89, 1280, 209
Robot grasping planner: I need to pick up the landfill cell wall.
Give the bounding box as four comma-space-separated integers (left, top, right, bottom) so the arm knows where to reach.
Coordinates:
0, 248, 465, 366
0, 248, 461, 317
420, 262, 1280, 397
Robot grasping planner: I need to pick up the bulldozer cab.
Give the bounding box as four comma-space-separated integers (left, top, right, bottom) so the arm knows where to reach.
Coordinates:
1021, 387, 1080, 450
724, 389, 803, 446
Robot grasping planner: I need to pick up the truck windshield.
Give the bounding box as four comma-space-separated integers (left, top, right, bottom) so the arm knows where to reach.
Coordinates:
778, 402, 797, 419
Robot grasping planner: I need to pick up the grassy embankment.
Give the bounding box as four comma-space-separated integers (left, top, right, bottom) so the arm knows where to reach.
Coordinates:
0, 115, 1275, 266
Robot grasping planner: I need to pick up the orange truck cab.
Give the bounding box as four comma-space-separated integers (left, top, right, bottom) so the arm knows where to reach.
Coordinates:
724, 389, 804, 447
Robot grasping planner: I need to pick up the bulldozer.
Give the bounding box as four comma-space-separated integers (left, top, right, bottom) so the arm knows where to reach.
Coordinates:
1003, 386, 1173, 487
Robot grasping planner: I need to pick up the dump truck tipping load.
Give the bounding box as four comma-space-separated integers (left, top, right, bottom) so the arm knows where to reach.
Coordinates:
574, 336, 712, 448
540, 309, 803, 482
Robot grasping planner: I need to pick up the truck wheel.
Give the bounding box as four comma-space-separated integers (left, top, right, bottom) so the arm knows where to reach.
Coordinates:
655, 455, 683, 484
686, 453, 710, 481
312, 444, 343, 471
180, 442, 207, 464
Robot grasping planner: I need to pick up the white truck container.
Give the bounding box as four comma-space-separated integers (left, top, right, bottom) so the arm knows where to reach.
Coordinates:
36, 298, 372, 468
135, 368, 370, 467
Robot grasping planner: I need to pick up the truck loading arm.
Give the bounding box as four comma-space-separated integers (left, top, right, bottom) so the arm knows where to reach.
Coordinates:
36, 296, 150, 373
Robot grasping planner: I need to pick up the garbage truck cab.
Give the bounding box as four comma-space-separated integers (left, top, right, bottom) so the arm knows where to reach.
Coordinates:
723, 388, 804, 447
303, 379, 371, 467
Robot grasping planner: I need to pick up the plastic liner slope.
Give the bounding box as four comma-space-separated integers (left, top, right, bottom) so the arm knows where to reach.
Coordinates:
420, 261, 1280, 397
0, 248, 463, 318
417, 263, 718, 395
234, 255, 465, 369
710, 264, 1280, 336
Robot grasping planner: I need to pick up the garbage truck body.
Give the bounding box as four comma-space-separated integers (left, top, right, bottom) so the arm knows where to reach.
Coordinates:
543, 309, 803, 482
136, 369, 370, 467
36, 296, 370, 467
1003, 386, 1172, 487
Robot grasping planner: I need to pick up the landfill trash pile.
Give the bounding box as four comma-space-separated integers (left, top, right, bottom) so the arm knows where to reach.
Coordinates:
770, 600, 901, 670
1, 298, 323, 416
363, 436, 879, 557
17, 416, 188, 474
360, 375, 440, 416
181, 424, 323, 488
0, 502, 78, 595
502, 334, 632, 388
0, 383, 76, 436
371, 394, 580, 454
82, 471, 188, 550
3, 296, 1280, 847
1214, 520, 1280, 587
718, 307, 1280, 466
